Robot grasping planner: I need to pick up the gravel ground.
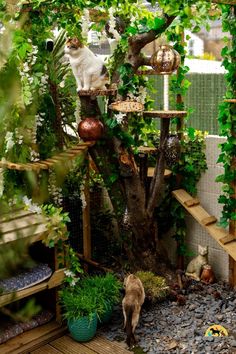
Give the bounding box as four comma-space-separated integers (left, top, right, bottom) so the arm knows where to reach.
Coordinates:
99, 280, 236, 354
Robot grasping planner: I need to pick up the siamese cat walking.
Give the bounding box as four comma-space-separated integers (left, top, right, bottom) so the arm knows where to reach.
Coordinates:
64, 38, 109, 91
122, 274, 145, 348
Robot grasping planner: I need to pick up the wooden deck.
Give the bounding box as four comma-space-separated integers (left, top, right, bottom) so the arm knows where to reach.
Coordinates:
0, 321, 132, 354
31, 334, 132, 354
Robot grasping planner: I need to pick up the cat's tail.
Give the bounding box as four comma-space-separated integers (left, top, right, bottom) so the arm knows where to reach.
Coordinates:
124, 303, 135, 347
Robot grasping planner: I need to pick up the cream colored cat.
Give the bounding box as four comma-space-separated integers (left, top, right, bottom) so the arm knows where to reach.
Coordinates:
64, 38, 109, 91
122, 274, 145, 348
185, 245, 208, 281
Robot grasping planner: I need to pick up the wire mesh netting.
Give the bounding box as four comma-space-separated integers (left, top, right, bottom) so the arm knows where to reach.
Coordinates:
149, 73, 226, 135
62, 197, 83, 253
62, 189, 120, 265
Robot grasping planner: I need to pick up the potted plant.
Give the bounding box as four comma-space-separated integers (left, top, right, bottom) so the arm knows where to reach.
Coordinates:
59, 285, 102, 342
59, 247, 100, 342
80, 273, 122, 324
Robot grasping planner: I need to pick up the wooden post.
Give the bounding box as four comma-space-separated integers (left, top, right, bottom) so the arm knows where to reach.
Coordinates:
83, 159, 91, 265
176, 31, 185, 269
139, 152, 148, 186
176, 32, 185, 140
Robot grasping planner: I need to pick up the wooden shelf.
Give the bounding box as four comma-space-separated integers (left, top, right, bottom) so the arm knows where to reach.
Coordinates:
137, 146, 158, 154
136, 69, 158, 75
0, 269, 65, 307
78, 88, 117, 96
224, 99, 236, 103
0, 209, 48, 245
211, 0, 236, 4
172, 189, 236, 261
0, 320, 66, 354
143, 110, 187, 119
0, 143, 92, 172
147, 167, 172, 178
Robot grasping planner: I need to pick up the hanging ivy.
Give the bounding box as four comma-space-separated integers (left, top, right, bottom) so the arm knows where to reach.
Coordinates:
216, 5, 236, 228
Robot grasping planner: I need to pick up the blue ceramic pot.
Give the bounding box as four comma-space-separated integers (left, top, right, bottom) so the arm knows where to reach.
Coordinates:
68, 313, 97, 342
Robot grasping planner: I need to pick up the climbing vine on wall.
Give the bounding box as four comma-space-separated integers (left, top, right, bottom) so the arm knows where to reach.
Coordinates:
217, 4, 236, 228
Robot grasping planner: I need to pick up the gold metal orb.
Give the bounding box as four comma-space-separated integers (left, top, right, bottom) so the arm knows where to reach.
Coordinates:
150, 45, 181, 74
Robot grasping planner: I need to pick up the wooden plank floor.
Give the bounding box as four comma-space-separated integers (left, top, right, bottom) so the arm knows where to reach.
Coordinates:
31, 334, 133, 354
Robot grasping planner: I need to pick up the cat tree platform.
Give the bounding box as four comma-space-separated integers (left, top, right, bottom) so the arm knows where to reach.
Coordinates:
143, 110, 187, 119
212, 0, 236, 4
224, 99, 236, 103
172, 189, 236, 261
77, 88, 117, 97
136, 69, 158, 75
109, 100, 144, 113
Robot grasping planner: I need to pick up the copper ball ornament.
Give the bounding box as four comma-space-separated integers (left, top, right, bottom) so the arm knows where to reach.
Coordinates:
78, 117, 104, 141
150, 45, 181, 74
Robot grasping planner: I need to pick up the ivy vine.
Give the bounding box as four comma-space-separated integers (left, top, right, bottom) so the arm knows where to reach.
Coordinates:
216, 5, 236, 228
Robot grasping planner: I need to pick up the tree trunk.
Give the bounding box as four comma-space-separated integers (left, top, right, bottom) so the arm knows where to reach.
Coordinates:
79, 95, 169, 271
78, 16, 177, 271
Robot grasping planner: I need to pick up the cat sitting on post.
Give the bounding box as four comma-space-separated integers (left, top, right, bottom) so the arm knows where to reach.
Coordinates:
64, 38, 109, 92
185, 245, 208, 281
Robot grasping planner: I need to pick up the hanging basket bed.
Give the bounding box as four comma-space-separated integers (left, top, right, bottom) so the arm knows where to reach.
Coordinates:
109, 100, 144, 113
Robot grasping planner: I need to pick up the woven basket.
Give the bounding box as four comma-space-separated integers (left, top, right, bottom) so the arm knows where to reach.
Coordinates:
68, 313, 97, 342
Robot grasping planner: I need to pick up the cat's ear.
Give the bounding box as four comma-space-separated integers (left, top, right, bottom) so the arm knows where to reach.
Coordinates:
72, 38, 83, 48
198, 244, 204, 253
198, 244, 208, 254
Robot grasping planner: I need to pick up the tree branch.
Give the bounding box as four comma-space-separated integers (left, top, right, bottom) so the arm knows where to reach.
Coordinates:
147, 118, 170, 218
127, 14, 176, 70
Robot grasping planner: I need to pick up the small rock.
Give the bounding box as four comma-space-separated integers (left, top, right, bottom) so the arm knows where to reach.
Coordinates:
216, 314, 224, 321
204, 336, 214, 342
229, 339, 236, 347
189, 304, 197, 311
195, 313, 203, 319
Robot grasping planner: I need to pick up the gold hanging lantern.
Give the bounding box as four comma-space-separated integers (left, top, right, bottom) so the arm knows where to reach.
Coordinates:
150, 45, 181, 74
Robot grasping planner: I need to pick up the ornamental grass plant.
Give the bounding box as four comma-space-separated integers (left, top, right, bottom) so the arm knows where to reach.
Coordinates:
135, 271, 169, 302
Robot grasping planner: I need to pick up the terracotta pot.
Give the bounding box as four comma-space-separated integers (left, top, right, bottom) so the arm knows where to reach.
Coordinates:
150, 45, 181, 74
200, 264, 215, 284
164, 134, 181, 167
78, 118, 104, 141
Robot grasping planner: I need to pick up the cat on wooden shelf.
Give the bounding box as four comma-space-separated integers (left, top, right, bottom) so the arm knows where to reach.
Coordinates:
64, 38, 109, 92
185, 245, 208, 281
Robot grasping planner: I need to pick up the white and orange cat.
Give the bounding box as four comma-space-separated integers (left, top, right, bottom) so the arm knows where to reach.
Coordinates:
122, 274, 145, 348
64, 38, 109, 91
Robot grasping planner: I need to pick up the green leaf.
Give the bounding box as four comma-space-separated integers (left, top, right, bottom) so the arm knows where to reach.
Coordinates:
187, 127, 195, 140
153, 17, 165, 31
